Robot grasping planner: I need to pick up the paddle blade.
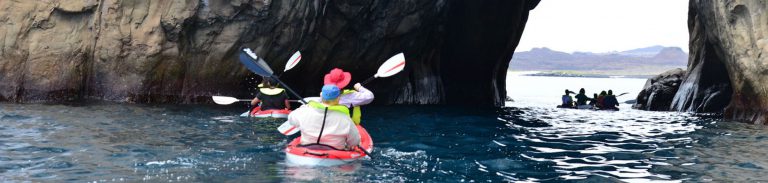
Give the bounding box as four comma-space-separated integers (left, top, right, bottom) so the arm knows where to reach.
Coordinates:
240, 111, 250, 117
278, 121, 300, 135
284, 51, 302, 72
374, 53, 406, 78
239, 48, 274, 77
212, 96, 239, 105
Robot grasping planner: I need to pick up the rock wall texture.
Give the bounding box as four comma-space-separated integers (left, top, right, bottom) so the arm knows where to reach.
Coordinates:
673, 1, 767, 124
633, 68, 685, 111
0, 0, 539, 106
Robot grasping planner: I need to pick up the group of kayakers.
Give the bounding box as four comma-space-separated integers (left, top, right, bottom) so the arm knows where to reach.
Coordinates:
560, 88, 620, 110
250, 68, 371, 150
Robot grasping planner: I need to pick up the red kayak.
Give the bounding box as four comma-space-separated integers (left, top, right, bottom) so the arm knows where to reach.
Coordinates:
284, 125, 373, 166
249, 107, 291, 118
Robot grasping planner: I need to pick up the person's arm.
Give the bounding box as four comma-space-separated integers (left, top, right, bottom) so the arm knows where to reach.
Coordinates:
283, 92, 291, 109
287, 107, 301, 126
339, 83, 374, 107
251, 97, 260, 106
251, 90, 262, 106
346, 122, 361, 149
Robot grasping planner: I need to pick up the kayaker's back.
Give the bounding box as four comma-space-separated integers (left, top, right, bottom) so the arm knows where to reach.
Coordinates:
288, 105, 360, 150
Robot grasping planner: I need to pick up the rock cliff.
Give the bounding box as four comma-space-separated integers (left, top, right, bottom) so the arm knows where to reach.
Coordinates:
0, 0, 540, 106
633, 68, 685, 111
672, 1, 767, 124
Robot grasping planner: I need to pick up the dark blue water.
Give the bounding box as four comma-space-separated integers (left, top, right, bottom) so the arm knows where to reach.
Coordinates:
1, 103, 767, 182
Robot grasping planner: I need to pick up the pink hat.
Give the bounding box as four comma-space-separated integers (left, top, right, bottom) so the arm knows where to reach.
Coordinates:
323, 68, 352, 89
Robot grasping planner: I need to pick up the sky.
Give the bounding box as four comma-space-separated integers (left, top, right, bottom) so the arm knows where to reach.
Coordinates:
516, 0, 690, 53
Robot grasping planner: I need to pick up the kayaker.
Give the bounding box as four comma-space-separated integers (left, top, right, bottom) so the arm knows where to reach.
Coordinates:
250, 77, 291, 111
603, 90, 620, 110
287, 85, 361, 150
596, 91, 607, 108
588, 93, 599, 106
323, 68, 374, 125
574, 88, 589, 106
561, 89, 575, 108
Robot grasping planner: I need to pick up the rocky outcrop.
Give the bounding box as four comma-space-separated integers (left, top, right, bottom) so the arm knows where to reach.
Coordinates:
0, 0, 540, 106
673, 1, 767, 124
633, 68, 685, 111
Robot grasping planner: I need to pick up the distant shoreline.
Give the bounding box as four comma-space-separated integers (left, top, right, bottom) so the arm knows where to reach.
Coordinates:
511, 71, 654, 79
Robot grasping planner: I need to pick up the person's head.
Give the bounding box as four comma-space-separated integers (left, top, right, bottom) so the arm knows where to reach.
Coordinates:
260, 76, 276, 88
593, 93, 598, 98
608, 90, 613, 95
579, 88, 585, 94
564, 89, 570, 95
324, 68, 352, 89
600, 91, 607, 96
320, 84, 341, 104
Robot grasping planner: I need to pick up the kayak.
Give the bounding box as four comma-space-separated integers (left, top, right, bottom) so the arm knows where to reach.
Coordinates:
243, 107, 291, 118
285, 125, 373, 166
556, 105, 620, 111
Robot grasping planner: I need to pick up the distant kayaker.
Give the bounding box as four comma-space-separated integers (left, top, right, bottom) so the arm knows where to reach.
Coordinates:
561, 89, 575, 108
287, 85, 361, 150
250, 77, 291, 111
323, 68, 374, 125
602, 90, 619, 110
574, 88, 589, 106
588, 93, 599, 106
596, 91, 607, 108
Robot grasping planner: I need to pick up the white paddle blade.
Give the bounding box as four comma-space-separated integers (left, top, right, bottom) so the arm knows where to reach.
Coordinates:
240, 111, 251, 117
212, 96, 239, 105
278, 121, 300, 135
374, 53, 406, 78
284, 51, 302, 72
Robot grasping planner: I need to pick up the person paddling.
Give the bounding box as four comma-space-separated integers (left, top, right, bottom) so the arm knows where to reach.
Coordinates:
286, 85, 361, 150
323, 68, 374, 125
588, 93, 599, 107
560, 89, 575, 108
602, 90, 620, 110
596, 91, 607, 108
250, 77, 291, 115
574, 88, 589, 106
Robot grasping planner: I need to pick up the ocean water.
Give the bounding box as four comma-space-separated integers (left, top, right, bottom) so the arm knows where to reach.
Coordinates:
0, 73, 766, 182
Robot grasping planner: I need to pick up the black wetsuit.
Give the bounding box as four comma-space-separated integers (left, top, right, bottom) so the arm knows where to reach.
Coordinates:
575, 93, 589, 105
256, 88, 288, 110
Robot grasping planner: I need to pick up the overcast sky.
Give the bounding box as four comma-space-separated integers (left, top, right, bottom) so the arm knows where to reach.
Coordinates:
516, 0, 690, 53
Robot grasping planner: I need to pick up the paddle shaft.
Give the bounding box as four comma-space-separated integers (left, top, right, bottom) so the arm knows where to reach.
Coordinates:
361, 76, 376, 85
358, 145, 373, 159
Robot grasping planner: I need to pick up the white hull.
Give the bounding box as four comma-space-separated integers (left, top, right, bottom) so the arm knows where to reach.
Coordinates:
285, 153, 359, 167
251, 113, 289, 118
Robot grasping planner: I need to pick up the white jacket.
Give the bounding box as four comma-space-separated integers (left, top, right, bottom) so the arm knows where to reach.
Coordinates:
287, 104, 360, 149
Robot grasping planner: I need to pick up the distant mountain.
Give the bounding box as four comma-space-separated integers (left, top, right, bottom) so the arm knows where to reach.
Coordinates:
619, 45, 668, 57
510, 46, 688, 71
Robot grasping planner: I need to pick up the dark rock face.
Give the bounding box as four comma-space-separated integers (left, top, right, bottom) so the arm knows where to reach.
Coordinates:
673, 1, 767, 124
0, 0, 540, 106
633, 69, 686, 111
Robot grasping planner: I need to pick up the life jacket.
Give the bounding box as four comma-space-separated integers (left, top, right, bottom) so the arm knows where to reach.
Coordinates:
597, 96, 606, 107
307, 101, 350, 116
259, 87, 285, 95
256, 86, 287, 110
341, 89, 363, 125
561, 95, 573, 106
304, 101, 352, 149
604, 95, 618, 108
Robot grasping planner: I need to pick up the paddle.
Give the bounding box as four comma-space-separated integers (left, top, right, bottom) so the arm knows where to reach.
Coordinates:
283, 51, 302, 74
212, 96, 251, 105
212, 96, 302, 105
617, 92, 629, 96
361, 53, 406, 85
239, 48, 308, 104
